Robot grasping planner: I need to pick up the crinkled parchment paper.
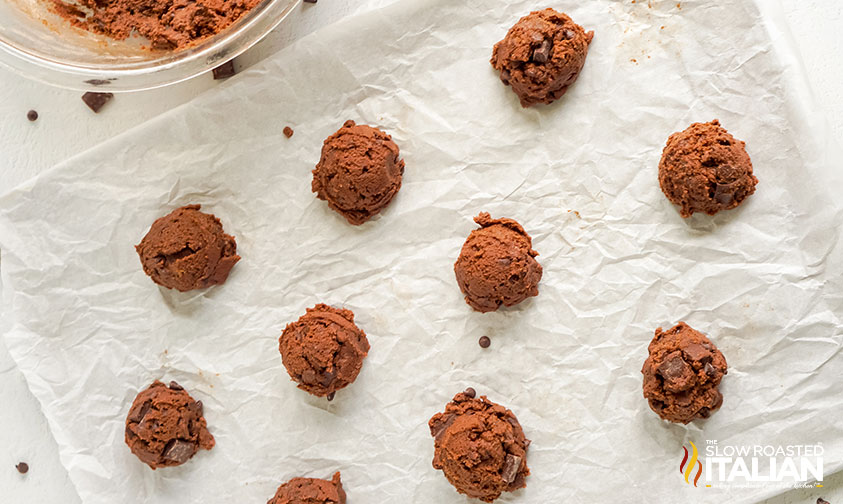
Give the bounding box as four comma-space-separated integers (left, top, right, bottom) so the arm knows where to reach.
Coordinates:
1, 0, 842, 502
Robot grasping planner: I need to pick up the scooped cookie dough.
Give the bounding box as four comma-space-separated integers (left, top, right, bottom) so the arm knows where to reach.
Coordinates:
491, 8, 594, 107
454, 213, 542, 313
659, 120, 758, 217
429, 391, 530, 503
135, 204, 240, 292
312, 120, 405, 225
278, 304, 370, 397
124, 380, 214, 469
642, 322, 728, 424
267, 472, 346, 504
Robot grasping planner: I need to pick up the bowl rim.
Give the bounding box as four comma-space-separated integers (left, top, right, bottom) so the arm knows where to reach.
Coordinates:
0, 0, 300, 91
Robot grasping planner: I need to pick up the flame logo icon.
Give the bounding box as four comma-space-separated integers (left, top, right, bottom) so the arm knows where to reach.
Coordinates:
679, 441, 703, 487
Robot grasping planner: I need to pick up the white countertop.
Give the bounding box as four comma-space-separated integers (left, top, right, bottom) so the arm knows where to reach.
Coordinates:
1, 1, 840, 502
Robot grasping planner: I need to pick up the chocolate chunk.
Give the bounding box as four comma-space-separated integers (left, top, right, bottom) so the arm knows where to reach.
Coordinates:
499, 69, 511, 84
817, 499, 830, 504
657, 352, 692, 389
714, 183, 736, 205
682, 343, 712, 364
698, 407, 711, 419
479, 336, 491, 348
84, 79, 113, 86
212, 60, 236, 80
673, 390, 693, 406
162, 439, 196, 463
501, 454, 521, 483
15, 462, 29, 474
319, 369, 336, 387
430, 413, 456, 441
532, 39, 553, 63
26, 110, 38, 122
704, 362, 718, 379
283, 126, 294, 138
326, 392, 335, 401
682, 343, 711, 364
464, 387, 476, 398
303, 0, 316, 3
81, 92, 113, 113
168, 381, 184, 391
563, 29, 575, 40
192, 400, 204, 416
128, 400, 152, 423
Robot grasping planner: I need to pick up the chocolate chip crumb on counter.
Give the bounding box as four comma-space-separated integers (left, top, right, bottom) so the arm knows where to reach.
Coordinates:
26, 110, 38, 122
15, 462, 29, 474
81, 92, 114, 113
212, 60, 236, 80
479, 336, 491, 348
283, 126, 294, 138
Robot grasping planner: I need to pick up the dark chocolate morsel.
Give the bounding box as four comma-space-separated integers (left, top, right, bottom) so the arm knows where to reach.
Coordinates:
501, 454, 522, 484
162, 439, 197, 463
81, 92, 114, 113
212, 60, 236, 80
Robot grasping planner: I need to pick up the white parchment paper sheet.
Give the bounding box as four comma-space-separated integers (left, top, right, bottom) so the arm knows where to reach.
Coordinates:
1, 0, 842, 502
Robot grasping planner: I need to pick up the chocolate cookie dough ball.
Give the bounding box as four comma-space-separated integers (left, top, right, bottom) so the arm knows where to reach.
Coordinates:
135, 204, 240, 292
267, 472, 346, 504
429, 392, 530, 503
642, 322, 728, 424
659, 120, 758, 217
454, 213, 542, 313
312, 120, 405, 225
124, 380, 214, 469
491, 8, 594, 107
278, 304, 370, 398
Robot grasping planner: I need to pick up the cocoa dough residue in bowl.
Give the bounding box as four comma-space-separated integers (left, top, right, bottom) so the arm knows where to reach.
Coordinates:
50, 0, 265, 50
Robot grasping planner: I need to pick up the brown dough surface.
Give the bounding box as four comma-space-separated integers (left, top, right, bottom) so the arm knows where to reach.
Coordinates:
491, 8, 594, 107
267, 472, 347, 504
454, 212, 542, 313
136, 204, 240, 292
278, 304, 370, 397
641, 322, 728, 424
659, 120, 758, 217
51, 0, 262, 50
312, 120, 405, 225
124, 380, 214, 469
429, 392, 530, 503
